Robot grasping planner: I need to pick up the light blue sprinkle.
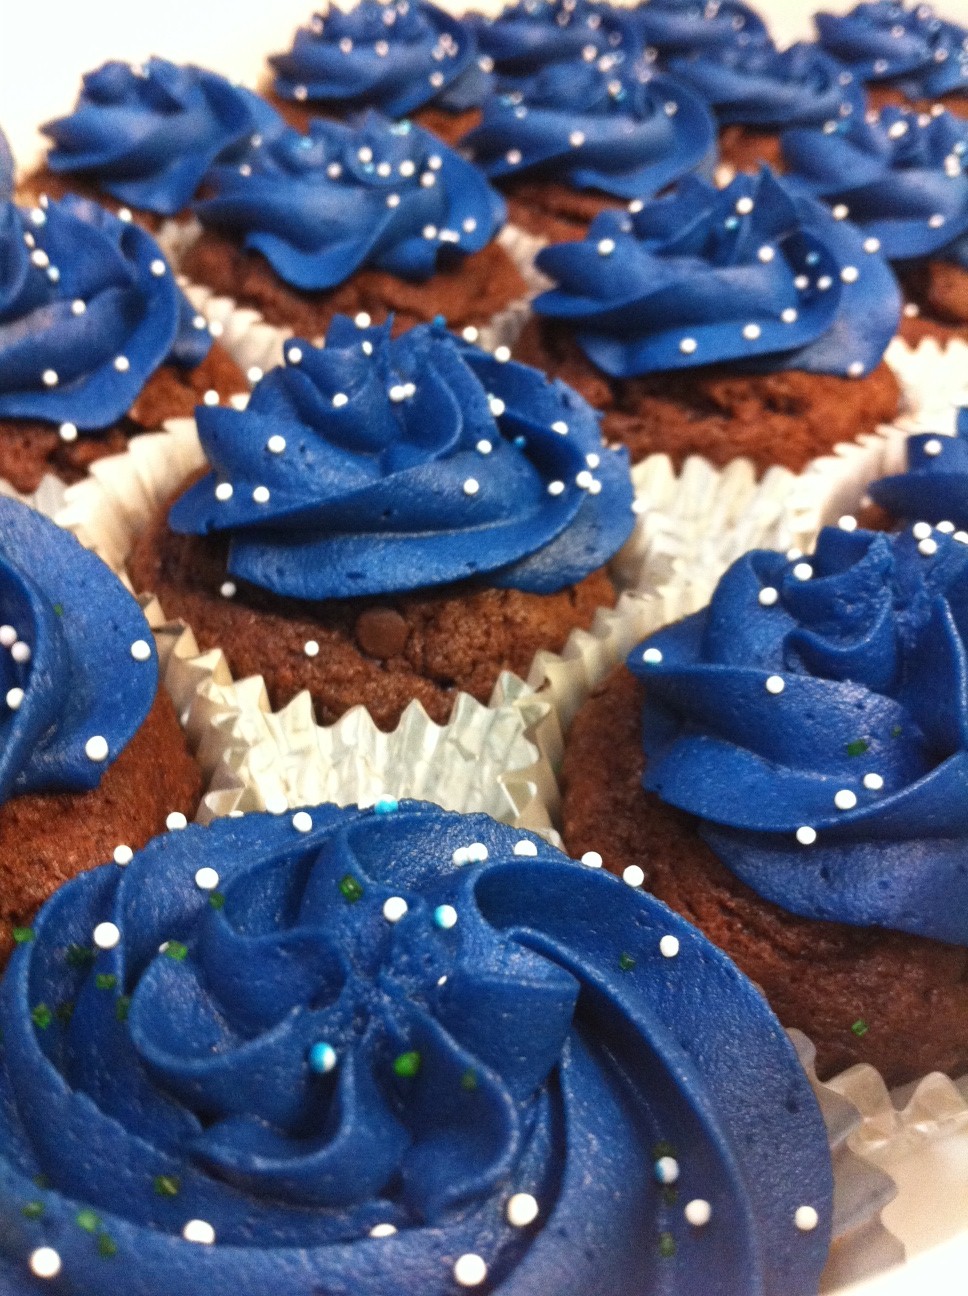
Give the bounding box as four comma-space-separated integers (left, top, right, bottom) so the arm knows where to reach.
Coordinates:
308, 1042, 337, 1074
374, 796, 399, 814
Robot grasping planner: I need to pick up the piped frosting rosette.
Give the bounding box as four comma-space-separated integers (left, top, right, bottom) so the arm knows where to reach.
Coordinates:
0, 800, 834, 1294
782, 105, 968, 268
472, 0, 636, 75
870, 408, 968, 524
532, 169, 902, 378
270, 0, 486, 116
631, 524, 968, 946
668, 40, 864, 130
168, 315, 634, 598
194, 114, 505, 289
815, 1, 968, 101
41, 58, 283, 217
0, 134, 211, 433
463, 64, 716, 198
627, 0, 768, 58
0, 496, 157, 801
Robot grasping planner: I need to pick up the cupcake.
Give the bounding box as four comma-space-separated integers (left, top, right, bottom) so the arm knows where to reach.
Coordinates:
461, 62, 717, 242
781, 105, 968, 347
516, 169, 903, 475
21, 58, 283, 231
182, 113, 526, 339
815, 1, 968, 119
626, 0, 769, 60
667, 40, 865, 173
0, 141, 246, 494
868, 415, 968, 528
268, 0, 491, 146
127, 315, 635, 731
0, 497, 201, 967
0, 799, 834, 1293
562, 524, 968, 1085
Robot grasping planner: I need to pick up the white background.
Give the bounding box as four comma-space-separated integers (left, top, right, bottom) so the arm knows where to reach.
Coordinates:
1, 1, 967, 1291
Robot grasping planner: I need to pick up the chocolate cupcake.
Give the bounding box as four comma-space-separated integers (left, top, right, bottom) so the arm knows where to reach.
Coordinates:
0, 140, 246, 494
0, 799, 834, 1293
21, 58, 282, 231
268, 0, 491, 145
462, 61, 716, 242
781, 104, 968, 346
869, 414, 968, 528
516, 170, 902, 474
182, 114, 525, 338
127, 315, 634, 731
667, 40, 865, 173
0, 497, 201, 968
815, 1, 968, 119
562, 524, 968, 1085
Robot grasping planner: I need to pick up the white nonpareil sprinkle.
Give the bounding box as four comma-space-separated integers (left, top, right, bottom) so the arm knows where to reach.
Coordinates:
434, 904, 458, 930
195, 867, 220, 891
166, 812, 188, 831
796, 826, 817, 845
114, 845, 134, 866
383, 896, 408, 923
507, 1193, 540, 1227
292, 811, 313, 833
551, 420, 568, 435
758, 586, 779, 606
924, 439, 943, 456
659, 934, 680, 958
454, 1254, 488, 1287
463, 478, 480, 496
59, 422, 78, 442
150, 258, 167, 276
622, 864, 645, 888
202, 389, 219, 406
863, 773, 884, 790
685, 1199, 712, 1227
370, 1223, 397, 1238
642, 647, 663, 664
547, 480, 565, 496
757, 244, 775, 262
597, 238, 616, 256
183, 1220, 216, 1245
267, 435, 286, 454
304, 640, 320, 657
742, 323, 761, 340
581, 851, 603, 868
834, 789, 857, 810
332, 392, 349, 408
513, 840, 538, 856
795, 1206, 819, 1232
85, 735, 109, 762
765, 675, 785, 695
6, 688, 23, 710
912, 521, 933, 539
792, 562, 813, 581
220, 581, 236, 599
863, 236, 881, 253
287, 347, 303, 364
838, 515, 858, 531
841, 265, 859, 283
93, 922, 121, 950
679, 337, 697, 354
10, 641, 30, 664
253, 486, 271, 504
130, 639, 151, 661
655, 1155, 679, 1183
736, 196, 754, 214
29, 1248, 61, 1278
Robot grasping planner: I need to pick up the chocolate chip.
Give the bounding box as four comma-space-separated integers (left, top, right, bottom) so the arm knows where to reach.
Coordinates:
355, 608, 409, 660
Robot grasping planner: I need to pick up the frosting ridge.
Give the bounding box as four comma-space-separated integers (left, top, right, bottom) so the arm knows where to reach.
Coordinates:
815, 2, 968, 100
626, 0, 768, 57
169, 315, 634, 598
870, 411, 968, 525
631, 525, 968, 945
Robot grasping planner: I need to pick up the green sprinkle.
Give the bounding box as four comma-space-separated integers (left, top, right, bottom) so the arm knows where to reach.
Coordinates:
12, 927, 34, 945
208, 892, 226, 910
618, 952, 636, 972
460, 1068, 478, 1092
31, 1005, 52, 1030
393, 1050, 421, 1079
22, 1201, 44, 1220
652, 1140, 676, 1161
662, 1186, 679, 1207
55, 1001, 75, 1025
164, 941, 188, 962
115, 996, 131, 1023
658, 1232, 677, 1258
851, 1018, 869, 1038
891, 725, 903, 738
33, 1175, 49, 1190
66, 944, 95, 968
76, 1209, 99, 1234
339, 874, 364, 903
846, 738, 869, 757
97, 1233, 118, 1258
52, 603, 64, 617
95, 973, 117, 992
153, 1175, 181, 1198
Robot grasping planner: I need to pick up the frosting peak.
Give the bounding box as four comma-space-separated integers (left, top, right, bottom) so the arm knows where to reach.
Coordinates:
194, 114, 505, 289
815, 2, 968, 100
0, 801, 833, 1294
43, 58, 283, 216
626, 0, 769, 57
169, 315, 634, 597
533, 168, 902, 378
474, 0, 637, 74
0, 497, 157, 804
632, 525, 968, 945
870, 410, 968, 526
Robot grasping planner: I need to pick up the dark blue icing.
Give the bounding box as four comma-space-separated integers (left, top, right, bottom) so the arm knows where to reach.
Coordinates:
462, 65, 716, 199
42, 59, 284, 218
782, 106, 968, 268
0, 800, 833, 1294
0, 497, 157, 803
870, 410, 968, 525
194, 114, 505, 289
0, 135, 211, 431
815, 2, 968, 101
626, 0, 769, 57
270, 0, 487, 117
533, 169, 902, 378
473, 0, 638, 76
631, 525, 968, 945
669, 40, 865, 130
168, 315, 634, 599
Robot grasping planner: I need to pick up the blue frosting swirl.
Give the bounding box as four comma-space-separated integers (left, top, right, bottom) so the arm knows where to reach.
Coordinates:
463, 65, 716, 199
669, 40, 865, 130
533, 169, 902, 378
870, 411, 968, 525
626, 0, 769, 57
270, 0, 487, 116
0, 497, 157, 804
194, 114, 505, 289
0, 132, 211, 430
169, 315, 634, 598
42, 59, 284, 218
815, 2, 968, 100
782, 106, 968, 267
631, 525, 968, 946
0, 800, 833, 1294
473, 0, 638, 75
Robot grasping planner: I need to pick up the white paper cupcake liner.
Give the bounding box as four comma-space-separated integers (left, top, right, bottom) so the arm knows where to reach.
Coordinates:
0, 472, 66, 518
